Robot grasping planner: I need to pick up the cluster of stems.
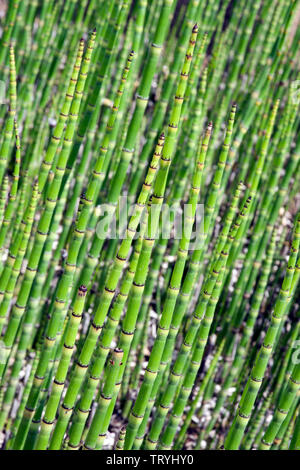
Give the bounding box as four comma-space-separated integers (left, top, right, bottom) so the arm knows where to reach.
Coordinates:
0, 0, 299, 451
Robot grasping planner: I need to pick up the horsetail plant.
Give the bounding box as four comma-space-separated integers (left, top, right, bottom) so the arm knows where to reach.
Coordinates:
0, 0, 299, 453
